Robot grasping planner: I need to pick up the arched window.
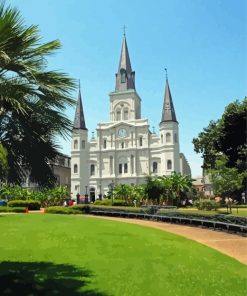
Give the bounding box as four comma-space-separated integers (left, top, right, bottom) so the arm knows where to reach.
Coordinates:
166, 133, 171, 143
90, 164, 95, 176
116, 109, 121, 121
174, 133, 177, 143
121, 142, 124, 149
74, 164, 78, 174
120, 69, 126, 83
103, 139, 107, 149
167, 160, 172, 170
124, 109, 128, 120
139, 136, 143, 147
153, 162, 158, 173
161, 134, 163, 144
119, 163, 123, 174
74, 139, 78, 149
81, 140, 85, 149
124, 163, 128, 173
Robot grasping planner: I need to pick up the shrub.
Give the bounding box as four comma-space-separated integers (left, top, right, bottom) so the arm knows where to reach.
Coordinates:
71, 205, 91, 213
8, 200, 41, 210
94, 199, 112, 206
93, 199, 128, 206
112, 199, 128, 206
0, 206, 26, 213
45, 206, 82, 215
194, 200, 220, 211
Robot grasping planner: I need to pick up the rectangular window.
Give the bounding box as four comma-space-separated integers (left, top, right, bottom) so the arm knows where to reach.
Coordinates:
103, 139, 107, 149
139, 137, 143, 147
119, 164, 122, 174
124, 163, 128, 173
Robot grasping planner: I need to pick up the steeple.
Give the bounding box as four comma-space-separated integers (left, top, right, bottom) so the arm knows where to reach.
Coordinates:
73, 83, 87, 130
160, 78, 177, 123
115, 35, 135, 91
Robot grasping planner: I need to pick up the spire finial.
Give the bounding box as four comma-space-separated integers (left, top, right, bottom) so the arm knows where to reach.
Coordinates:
123, 25, 127, 36
164, 68, 168, 80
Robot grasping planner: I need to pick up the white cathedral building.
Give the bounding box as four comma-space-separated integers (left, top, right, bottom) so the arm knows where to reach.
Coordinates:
71, 35, 191, 201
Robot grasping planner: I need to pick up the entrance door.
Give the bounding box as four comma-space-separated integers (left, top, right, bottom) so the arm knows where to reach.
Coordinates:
89, 187, 95, 203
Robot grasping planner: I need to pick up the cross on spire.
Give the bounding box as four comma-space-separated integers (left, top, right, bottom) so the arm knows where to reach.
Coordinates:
123, 25, 127, 36
164, 67, 168, 80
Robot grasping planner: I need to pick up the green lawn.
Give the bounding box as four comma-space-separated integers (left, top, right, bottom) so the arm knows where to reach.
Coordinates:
0, 214, 246, 296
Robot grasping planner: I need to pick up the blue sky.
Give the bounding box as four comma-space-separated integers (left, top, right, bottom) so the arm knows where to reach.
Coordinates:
9, 0, 246, 176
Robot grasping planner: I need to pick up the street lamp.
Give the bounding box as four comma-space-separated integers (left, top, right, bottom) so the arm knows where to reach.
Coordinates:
85, 185, 88, 204
108, 180, 114, 205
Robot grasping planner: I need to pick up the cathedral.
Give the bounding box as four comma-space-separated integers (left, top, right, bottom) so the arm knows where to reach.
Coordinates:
71, 35, 191, 201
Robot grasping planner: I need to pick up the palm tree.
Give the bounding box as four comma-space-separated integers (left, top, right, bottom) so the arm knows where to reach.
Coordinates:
0, 3, 76, 186
168, 172, 194, 205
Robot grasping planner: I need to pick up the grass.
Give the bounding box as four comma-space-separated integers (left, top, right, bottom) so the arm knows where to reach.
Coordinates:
0, 214, 246, 296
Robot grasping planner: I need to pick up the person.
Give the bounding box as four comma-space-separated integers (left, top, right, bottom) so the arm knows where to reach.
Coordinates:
134, 199, 137, 207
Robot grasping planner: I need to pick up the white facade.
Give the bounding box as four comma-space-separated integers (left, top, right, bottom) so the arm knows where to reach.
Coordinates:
71, 36, 190, 200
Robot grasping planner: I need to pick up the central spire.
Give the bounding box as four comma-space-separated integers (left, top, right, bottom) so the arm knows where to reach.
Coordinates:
115, 35, 135, 91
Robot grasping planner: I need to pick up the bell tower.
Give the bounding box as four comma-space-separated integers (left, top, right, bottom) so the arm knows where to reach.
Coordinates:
71, 84, 89, 199
159, 76, 180, 174
109, 34, 141, 122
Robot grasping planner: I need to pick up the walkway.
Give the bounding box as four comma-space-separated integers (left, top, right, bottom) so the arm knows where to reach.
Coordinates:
87, 215, 247, 265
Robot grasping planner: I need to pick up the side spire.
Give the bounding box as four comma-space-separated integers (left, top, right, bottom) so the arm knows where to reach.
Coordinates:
160, 76, 177, 123
73, 81, 87, 130
115, 34, 135, 91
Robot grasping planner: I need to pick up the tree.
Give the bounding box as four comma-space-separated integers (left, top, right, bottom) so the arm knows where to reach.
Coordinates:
208, 156, 246, 199
0, 144, 8, 180
159, 172, 193, 205
0, 3, 75, 186
112, 184, 131, 201
193, 98, 247, 171
144, 175, 163, 203
193, 98, 247, 199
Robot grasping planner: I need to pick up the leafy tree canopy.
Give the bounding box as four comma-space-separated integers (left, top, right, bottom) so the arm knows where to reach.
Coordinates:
0, 3, 76, 186
193, 98, 247, 199
193, 98, 247, 171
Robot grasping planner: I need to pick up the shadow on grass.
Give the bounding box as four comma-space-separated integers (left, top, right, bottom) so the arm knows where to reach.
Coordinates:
0, 261, 109, 296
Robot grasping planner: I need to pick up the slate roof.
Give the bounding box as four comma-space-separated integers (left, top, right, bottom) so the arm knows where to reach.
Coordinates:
115, 35, 135, 91
73, 88, 87, 130
161, 79, 177, 123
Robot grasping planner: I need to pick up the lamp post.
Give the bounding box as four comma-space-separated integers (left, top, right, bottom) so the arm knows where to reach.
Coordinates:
108, 180, 114, 205
85, 186, 88, 204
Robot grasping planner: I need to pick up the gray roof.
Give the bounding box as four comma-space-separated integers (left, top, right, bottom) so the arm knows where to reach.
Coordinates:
160, 79, 177, 123
115, 35, 135, 91
73, 88, 87, 130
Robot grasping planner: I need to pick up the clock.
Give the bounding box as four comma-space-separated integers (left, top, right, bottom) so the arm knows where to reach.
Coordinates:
118, 128, 127, 138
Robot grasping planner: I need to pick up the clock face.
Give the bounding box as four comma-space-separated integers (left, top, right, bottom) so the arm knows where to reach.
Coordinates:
118, 128, 127, 138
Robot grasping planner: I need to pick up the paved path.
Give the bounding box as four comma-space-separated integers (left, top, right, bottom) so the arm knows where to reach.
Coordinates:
87, 215, 247, 265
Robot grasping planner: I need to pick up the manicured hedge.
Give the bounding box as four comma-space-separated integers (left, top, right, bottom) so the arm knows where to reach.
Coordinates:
93, 199, 128, 206
46, 205, 143, 215
0, 206, 26, 213
45, 206, 82, 215
8, 200, 41, 210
